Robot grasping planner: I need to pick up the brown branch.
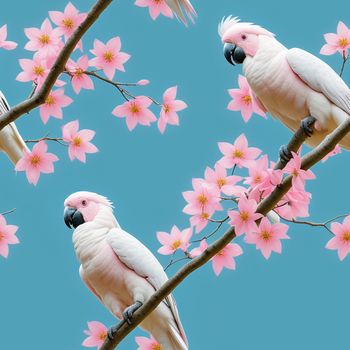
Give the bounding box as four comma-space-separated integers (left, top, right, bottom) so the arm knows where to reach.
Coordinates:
101, 118, 350, 349
0, 0, 113, 131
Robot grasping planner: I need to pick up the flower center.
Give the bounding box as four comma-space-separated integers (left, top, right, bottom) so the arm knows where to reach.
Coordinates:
0, 232, 4, 241
239, 211, 249, 222
171, 240, 182, 250
73, 137, 82, 147
242, 95, 252, 105
39, 34, 50, 45
338, 37, 349, 48
103, 51, 114, 63
217, 178, 226, 188
98, 331, 107, 341
200, 212, 210, 220
291, 169, 299, 177
30, 155, 41, 167
152, 344, 162, 350
342, 231, 350, 242
163, 104, 171, 113
197, 194, 208, 206
45, 95, 55, 106
254, 175, 262, 183
130, 103, 140, 114
62, 18, 74, 30
232, 149, 244, 159
33, 65, 45, 77
75, 68, 84, 78
216, 249, 225, 256
260, 230, 271, 241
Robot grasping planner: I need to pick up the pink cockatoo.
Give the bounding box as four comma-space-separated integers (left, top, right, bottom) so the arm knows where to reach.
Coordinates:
64, 191, 188, 350
219, 17, 350, 161
166, 0, 197, 25
0, 91, 29, 164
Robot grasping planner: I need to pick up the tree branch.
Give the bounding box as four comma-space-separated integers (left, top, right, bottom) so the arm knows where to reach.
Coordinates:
101, 117, 350, 349
0, 0, 113, 131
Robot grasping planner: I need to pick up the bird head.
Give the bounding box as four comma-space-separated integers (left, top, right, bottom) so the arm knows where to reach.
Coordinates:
218, 16, 274, 65
63, 191, 113, 229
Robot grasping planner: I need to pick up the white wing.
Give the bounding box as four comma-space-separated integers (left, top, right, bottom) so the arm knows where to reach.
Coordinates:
0, 91, 28, 164
166, 0, 196, 25
286, 48, 350, 115
106, 227, 188, 345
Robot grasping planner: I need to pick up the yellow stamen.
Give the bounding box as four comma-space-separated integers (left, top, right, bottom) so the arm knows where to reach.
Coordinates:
30, 155, 41, 167
260, 230, 271, 241
197, 194, 208, 206
254, 175, 262, 183
342, 232, 350, 242
232, 149, 244, 159
45, 95, 55, 106
217, 178, 226, 188
130, 103, 140, 114
39, 34, 50, 45
99, 331, 107, 341
75, 68, 84, 78
33, 65, 44, 77
200, 212, 210, 220
163, 104, 171, 113
242, 95, 252, 105
338, 37, 349, 48
62, 18, 74, 30
152, 344, 163, 350
73, 137, 82, 147
239, 211, 249, 222
171, 240, 182, 250
0, 232, 4, 241
103, 51, 114, 63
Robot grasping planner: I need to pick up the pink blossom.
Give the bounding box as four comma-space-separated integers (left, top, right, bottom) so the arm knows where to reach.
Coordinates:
89, 37, 130, 80
0, 24, 17, 50
135, 335, 162, 350
284, 152, 315, 190
136, 79, 150, 86
39, 89, 73, 124
62, 120, 98, 162
218, 133, 261, 169
322, 145, 341, 162
0, 214, 19, 258
24, 18, 63, 58
135, 0, 173, 20
228, 196, 263, 236
112, 96, 157, 131
16, 54, 49, 88
190, 209, 215, 234
191, 240, 243, 276
326, 216, 350, 260
82, 321, 107, 349
157, 225, 192, 255
227, 75, 266, 122
66, 56, 94, 94
244, 155, 269, 189
183, 179, 222, 215
49, 2, 87, 45
245, 217, 289, 259
320, 21, 350, 57
204, 163, 243, 196
15, 141, 58, 186
158, 86, 187, 134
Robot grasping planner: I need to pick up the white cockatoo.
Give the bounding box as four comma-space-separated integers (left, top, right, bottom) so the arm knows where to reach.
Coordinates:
219, 16, 350, 158
64, 191, 188, 350
166, 0, 196, 25
0, 91, 28, 164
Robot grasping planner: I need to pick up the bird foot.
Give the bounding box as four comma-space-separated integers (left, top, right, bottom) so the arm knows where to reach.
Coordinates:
107, 325, 119, 341
279, 145, 292, 165
301, 116, 316, 137
122, 301, 143, 325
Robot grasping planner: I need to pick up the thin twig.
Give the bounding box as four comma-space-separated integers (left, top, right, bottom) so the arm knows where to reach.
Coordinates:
25, 137, 66, 146
1, 208, 16, 216
339, 51, 348, 77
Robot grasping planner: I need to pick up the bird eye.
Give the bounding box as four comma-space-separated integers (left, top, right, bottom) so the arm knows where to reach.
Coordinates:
241, 34, 247, 40
82, 200, 87, 206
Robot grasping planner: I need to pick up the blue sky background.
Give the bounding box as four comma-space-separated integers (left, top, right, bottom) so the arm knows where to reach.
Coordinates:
1, 0, 350, 349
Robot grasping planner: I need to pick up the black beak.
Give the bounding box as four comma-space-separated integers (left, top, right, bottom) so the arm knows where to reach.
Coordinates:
223, 43, 246, 65
64, 207, 85, 229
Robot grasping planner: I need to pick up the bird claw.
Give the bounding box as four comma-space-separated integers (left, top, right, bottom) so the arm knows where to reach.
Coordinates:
122, 301, 143, 325
107, 325, 118, 341
301, 116, 316, 137
279, 145, 292, 164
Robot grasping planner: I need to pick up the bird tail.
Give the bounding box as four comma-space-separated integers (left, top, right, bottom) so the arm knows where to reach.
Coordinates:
154, 323, 188, 350
0, 91, 28, 165
167, 0, 197, 26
